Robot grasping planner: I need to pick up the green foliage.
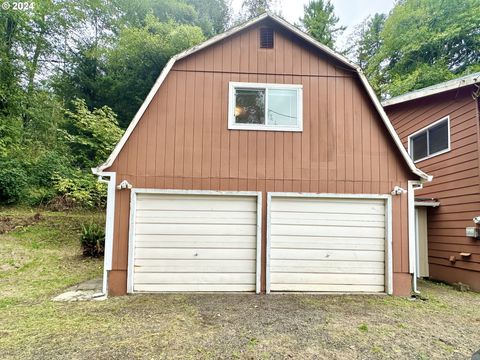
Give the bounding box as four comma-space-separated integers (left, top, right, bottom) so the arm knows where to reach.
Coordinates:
103, 15, 204, 127
80, 222, 105, 257
240, 0, 273, 21
52, 172, 107, 209
298, 0, 345, 49
0, 158, 28, 204
63, 98, 123, 169
364, 0, 480, 97
186, 0, 231, 36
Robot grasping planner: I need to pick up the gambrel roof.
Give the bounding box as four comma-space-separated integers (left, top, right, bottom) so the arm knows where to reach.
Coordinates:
94, 12, 431, 181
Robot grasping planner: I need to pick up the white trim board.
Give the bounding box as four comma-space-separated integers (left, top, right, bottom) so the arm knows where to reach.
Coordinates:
407, 116, 451, 163
127, 189, 262, 294
382, 71, 480, 107
266, 192, 393, 295
92, 13, 430, 182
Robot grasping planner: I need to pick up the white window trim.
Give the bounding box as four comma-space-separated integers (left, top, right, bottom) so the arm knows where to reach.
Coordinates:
407, 115, 451, 163
228, 82, 303, 132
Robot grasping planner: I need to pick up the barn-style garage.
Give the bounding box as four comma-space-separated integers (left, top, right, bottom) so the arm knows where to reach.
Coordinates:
128, 190, 261, 293
267, 194, 392, 293
94, 13, 430, 296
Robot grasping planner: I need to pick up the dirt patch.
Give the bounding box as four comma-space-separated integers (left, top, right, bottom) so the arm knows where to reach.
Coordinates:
0, 213, 41, 234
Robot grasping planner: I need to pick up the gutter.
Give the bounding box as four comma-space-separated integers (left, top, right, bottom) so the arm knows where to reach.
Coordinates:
92, 168, 116, 296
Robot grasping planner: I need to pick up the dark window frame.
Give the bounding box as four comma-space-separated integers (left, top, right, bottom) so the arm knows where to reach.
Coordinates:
408, 116, 450, 162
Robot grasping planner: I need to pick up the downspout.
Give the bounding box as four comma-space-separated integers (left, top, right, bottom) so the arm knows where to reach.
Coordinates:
95, 171, 116, 296
408, 180, 424, 294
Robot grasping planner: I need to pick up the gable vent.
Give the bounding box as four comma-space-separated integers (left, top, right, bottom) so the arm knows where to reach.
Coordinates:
260, 27, 274, 48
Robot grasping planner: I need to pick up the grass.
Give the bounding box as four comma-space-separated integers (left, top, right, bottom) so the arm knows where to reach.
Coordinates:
1, 207, 480, 359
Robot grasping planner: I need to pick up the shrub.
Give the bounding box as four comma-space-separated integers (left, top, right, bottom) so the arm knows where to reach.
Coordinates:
51, 172, 107, 209
80, 222, 105, 257
0, 158, 28, 204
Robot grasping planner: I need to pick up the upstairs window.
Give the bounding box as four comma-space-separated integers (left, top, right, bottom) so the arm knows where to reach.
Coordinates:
228, 82, 303, 132
408, 116, 450, 162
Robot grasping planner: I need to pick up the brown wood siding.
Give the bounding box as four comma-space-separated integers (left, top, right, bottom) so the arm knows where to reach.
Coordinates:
386, 87, 480, 291
107, 22, 416, 295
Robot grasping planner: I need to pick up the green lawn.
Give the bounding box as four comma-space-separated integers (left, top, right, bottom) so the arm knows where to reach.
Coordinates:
1, 208, 479, 359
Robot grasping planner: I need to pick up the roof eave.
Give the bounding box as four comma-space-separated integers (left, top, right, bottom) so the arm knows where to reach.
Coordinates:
382, 72, 480, 107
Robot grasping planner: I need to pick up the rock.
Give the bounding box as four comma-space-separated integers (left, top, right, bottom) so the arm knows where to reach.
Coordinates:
453, 282, 470, 292
52, 290, 104, 302
472, 349, 480, 360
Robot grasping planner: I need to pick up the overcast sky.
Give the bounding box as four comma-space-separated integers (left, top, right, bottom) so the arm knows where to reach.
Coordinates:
231, 0, 396, 48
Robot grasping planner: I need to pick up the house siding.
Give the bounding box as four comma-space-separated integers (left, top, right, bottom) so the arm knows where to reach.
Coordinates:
106, 22, 416, 295
386, 87, 480, 291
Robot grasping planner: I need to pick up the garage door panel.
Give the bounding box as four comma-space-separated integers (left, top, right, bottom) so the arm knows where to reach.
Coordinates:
134, 273, 255, 284
271, 224, 384, 238
135, 259, 256, 273
269, 196, 386, 293
271, 218, 385, 227
135, 284, 256, 292
269, 284, 385, 292
271, 273, 385, 285
135, 237, 256, 249
136, 211, 256, 224
271, 236, 384, 251
271, 199, 385, 214
135, 248, 256, 260
136, 223, 257, 236
271, 248, 384, 261
272, 212, 385, 223
271, 260, 384, 274
132, 193, 258, 292
136, 196, 256, 211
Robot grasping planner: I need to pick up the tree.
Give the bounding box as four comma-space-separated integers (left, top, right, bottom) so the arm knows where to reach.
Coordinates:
298, 0, 345, 49
103, 14, 204, 127
240, 0, 273, 21
186, 0, 231, 36
63, 99, 123, 169
370, 0, 480, 97
345, 13, 386, 94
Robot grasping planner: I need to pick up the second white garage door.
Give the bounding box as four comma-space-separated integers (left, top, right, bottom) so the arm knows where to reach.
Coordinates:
269, 196, 386, 293
130, 192, 260, 293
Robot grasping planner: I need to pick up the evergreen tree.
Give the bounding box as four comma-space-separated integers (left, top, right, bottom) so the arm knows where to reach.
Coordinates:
298, 0, 345, 49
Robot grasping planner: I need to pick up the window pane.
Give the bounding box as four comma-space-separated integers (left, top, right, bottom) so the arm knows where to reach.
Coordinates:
411, 132, 427, 161
267, 89, 298, 126
234, 88, 265, 124
428, 120, 448, 154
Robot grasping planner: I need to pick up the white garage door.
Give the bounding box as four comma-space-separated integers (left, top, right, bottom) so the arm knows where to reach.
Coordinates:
131, 192, 259, 292
269, 196, 386, 293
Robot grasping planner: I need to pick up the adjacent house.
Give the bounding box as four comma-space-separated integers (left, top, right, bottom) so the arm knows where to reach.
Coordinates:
93, 13, 430, 296
383, 73, 480, 291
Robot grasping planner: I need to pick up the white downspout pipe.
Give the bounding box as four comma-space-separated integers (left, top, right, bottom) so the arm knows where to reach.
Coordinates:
95, 171, 116, 296
408, 180, 423, 294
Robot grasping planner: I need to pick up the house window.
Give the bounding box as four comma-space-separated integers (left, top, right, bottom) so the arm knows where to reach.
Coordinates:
408, 116, 450, 162
228, 82, 303, 131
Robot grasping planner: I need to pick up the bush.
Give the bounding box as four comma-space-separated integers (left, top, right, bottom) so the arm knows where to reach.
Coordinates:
80, 222, 105, 257
51, 172, 107, 209
0, 158, 28, 204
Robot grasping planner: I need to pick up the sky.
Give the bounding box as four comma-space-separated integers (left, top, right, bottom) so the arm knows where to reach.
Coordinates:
231, 0, 396, 49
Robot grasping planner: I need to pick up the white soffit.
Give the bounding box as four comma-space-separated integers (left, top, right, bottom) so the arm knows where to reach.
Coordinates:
93, 13, 430, 181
